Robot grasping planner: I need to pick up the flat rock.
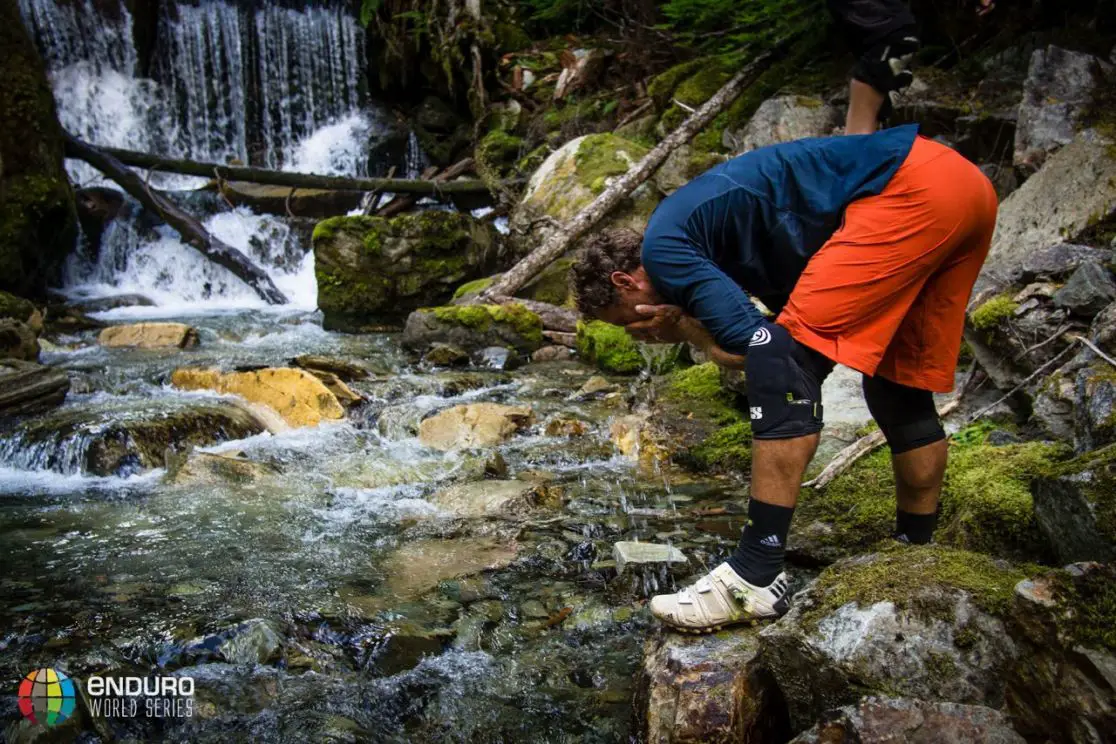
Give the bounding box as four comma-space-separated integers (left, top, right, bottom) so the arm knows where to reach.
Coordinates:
1020, 243, 1114, 282
171, 367, 346, 427
418, 403, 534, 451
613, 541, 688, 574
428, 479, 557, 519
789, 697, 1025, 743
98, 321, 199, 349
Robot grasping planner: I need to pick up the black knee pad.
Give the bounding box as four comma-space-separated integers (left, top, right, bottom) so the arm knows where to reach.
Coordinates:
851, 27, 920, 95
862, 374, 945, 455
746, 322, 835, 439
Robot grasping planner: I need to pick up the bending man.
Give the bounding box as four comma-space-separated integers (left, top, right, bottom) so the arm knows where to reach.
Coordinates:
570, 124, 997, 632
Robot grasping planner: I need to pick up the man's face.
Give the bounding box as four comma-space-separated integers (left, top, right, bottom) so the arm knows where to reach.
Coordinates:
594, 265, 661, 326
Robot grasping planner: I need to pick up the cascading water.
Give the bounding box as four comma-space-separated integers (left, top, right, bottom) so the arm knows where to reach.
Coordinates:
19, 0, 398, 309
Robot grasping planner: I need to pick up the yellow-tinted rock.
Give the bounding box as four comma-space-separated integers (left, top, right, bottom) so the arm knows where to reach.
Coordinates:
164, 450, 278, 486
98, 322, 199, 349
171, 367, 346, 427
418, 403, 534, 451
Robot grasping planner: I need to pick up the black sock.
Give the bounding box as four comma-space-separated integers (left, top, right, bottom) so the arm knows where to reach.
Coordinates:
727, 499, 794, 586
895, 509, 937, 544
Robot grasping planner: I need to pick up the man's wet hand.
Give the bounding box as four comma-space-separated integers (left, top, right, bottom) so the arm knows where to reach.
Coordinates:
625, 305, 689, 344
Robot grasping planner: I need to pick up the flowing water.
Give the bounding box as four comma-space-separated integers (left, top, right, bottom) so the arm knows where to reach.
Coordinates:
6, 3, 754, 740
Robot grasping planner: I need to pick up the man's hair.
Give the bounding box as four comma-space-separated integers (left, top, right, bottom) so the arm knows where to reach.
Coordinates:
570, 228, 643, 317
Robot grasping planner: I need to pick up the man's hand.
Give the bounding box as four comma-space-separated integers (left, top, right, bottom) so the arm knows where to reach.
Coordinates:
625, 304, 691, 344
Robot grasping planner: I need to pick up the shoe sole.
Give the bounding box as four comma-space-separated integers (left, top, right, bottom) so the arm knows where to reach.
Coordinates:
661, 615, 771, 635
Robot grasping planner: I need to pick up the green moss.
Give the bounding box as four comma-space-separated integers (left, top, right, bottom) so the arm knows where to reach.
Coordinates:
647, 58, 706, 105
452, 276, 497, 301
573, 134, 649, 194
970, 293, 1019, 330
797, 447, 898, 553
576, 320, 643, 374
476, 129, 525, 186
430, 303, 543, 345
519, 258, 573, 306
1049, 565, 1116, 651
801, 544, 1029, 629
692, 422, 753, 470
0, 291, 35, 321
673, 64, 732, 108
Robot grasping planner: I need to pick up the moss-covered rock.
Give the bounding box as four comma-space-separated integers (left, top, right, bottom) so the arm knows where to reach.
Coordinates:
792, 423, 1069, 563
969, 293, 1019, 330
313, 211, 502, 332
0, 291, 37, 323
1032, 444, 1116, 563
576, 320, 643, 374
0, 4, 79, 296
510, 134, 660, 251
402, 303, 544, 355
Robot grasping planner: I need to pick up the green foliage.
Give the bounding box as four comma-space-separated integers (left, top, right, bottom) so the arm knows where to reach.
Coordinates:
359, 0, 382, 27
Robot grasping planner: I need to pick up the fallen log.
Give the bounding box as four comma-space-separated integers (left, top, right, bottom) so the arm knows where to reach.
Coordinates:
64, 133, 287, 304
478, 41, 790, 302
89, 144, 499, 195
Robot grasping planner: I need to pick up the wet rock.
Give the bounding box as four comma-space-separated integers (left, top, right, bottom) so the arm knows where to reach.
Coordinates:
379, 537, 519, 600
723, 95, 842, 155
472, 346, 520, 371
759, 546, 1024, 732
70, 293, 154, 313
1020, 243, 1114, 283
0, 319, 39, 361
569, 374, 619, 400
978, 136, 1116, 295
789, 697, 1025, 743
402, 304, 544, 356
609, 414, 671, 474
164, 450, 279, 487
483, 452, 508, 478
1075, 360, 1116, 450
313, 211, 502, 331
0, 359, 68, 417
369, 617, 455, 677
423, 342, 470, 367
302, 369, 363, 408
291, 354, 372, 381
635, 628, 789, 744
1007, 563, 1116, 741
531, 345, 575, 363
218, 619, 283, 666
544, 416, 589, 437
171, 367, 347, 427
429, 479, 558, 519
98, 322, 200, 349
613, 542, 688, 574
418, 403, 535, 451
1053, 262, 1116, 317
1015, 46, 1113, 172
510, 134, 659, 247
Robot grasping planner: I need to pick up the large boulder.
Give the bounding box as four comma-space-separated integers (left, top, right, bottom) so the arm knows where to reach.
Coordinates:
1014, 46, 1113, 172
98, 322, 200, 349
0, 3, 79, 297
170, 367, 348, 427
789, 697, 1025, 744
1008, 563, 1116, 742
722, 95, 842, 155
509, 134, 661, 248
313, 211, 502, 332
418, 403, 535, 451
0, 359, 68, 417
976, 136, 1116, 296
759, 546, 1025, 732
401, 304, 544, 356
634, 629, 789, 744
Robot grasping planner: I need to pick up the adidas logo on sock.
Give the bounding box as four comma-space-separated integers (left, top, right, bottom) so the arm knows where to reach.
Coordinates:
759, 534, 782, 548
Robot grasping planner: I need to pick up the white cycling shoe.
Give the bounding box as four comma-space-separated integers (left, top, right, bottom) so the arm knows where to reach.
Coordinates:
649, 562, 791, 633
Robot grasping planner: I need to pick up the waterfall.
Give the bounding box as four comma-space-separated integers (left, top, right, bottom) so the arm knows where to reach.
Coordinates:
18, 0, 394, 308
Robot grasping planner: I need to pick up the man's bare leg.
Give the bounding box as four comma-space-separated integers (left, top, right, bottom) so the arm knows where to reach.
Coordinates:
892, 439, 948, 543
726, 434, 819, 585
845, 78, 885, 135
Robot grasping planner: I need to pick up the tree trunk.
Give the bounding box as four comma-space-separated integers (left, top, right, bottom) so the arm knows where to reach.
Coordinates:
478, 43, 789, 302
86, 144, 500, 195
64, 133, 288, 305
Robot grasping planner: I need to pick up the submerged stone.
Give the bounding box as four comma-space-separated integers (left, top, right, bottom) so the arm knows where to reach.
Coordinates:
428, 479, 558, 519
164, 450, 279, 487
613, 542, 688, 574
378, 537, 520, 601
98, 322, 199, 349
789, 696, 1025, 743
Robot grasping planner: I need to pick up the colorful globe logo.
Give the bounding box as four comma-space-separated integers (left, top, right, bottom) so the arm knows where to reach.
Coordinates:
17, 668, 77, 727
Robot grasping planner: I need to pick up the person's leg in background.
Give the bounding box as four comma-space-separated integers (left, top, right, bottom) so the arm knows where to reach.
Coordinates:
845, 28, 920, 134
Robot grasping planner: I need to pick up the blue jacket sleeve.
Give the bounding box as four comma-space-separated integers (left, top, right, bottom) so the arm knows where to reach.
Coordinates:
641, 234, 765, 355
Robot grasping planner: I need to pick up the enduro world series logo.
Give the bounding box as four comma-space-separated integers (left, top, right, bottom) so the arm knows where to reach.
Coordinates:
18, 667, 195, 728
